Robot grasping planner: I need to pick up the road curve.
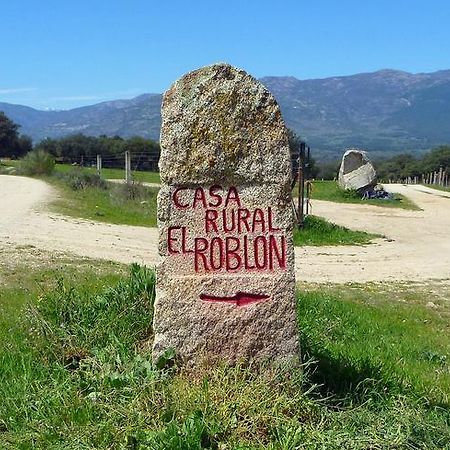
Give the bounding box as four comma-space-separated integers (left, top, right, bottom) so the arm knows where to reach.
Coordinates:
1, 175, 449, 283
299, 184, 450, 282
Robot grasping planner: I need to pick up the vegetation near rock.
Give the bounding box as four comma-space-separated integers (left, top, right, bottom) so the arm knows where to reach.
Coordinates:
319, 145, 450, 181
19, 149, 55, 176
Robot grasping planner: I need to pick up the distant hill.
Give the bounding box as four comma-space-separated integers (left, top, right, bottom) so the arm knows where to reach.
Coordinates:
2, 69, 450, 160
0, 94, 162, 142
260, 69, 450, 159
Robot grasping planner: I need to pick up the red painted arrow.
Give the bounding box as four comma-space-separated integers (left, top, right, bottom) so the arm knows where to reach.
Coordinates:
200, 292, 270, 307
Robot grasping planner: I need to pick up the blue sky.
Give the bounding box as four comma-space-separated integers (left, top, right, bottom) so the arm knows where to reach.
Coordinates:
1, 0, 449, 110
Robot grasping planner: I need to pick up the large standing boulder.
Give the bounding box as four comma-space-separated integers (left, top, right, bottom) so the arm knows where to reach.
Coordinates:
152, 63, 299, 367
338, 149, 377, 193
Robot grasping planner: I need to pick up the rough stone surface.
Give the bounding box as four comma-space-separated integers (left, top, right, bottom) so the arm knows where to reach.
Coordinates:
338, 149, 377, 192
152, 63, 299, 366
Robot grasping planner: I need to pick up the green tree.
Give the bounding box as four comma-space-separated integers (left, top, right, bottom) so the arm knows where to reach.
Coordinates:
422, 146, 450, 173
35, 137, 60, 157
123, 136, 160, 171
0, 112, 20, 156
317, 160, 340, 180
14, 135, 33, 157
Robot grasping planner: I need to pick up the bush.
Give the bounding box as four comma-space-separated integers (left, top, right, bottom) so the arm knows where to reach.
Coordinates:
58, 167, 108, 190
19, 150, 55, 176
114, 180, 148, 201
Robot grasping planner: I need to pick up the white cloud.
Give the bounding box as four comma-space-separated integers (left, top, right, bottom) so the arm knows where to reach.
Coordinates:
50, 95, 101, 101
50, 90, 142, 103
0, 87, 37, 95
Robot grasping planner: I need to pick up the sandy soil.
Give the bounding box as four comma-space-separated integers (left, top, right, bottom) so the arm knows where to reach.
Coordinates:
1, 175, 449, 283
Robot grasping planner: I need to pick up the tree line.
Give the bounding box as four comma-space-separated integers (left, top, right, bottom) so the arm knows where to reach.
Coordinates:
375, 147, 450, 181
314, 146, 450, 181
2, 110, 449, 179
0, 112, 32, 157
0, 111, 160, 171
36, 134, 160, 171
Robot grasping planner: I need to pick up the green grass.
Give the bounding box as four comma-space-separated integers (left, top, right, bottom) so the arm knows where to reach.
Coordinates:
0, 249, 125, 352
293, 215, 379, 246
1, 254, 450, 448
310, 180, 421, 210
297, 282, 450, 403
424, 183, 450, 193
54, 163, 161, 183
48, 177, 158, 227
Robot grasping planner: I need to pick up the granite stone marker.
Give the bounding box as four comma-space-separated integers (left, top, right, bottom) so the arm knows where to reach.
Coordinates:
152, 63, 299, 365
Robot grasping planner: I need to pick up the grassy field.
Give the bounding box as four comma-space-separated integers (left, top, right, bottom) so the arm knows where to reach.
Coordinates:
298, 281, 450, 403
54, 163, 161, 183
1, 252, 449, 449
48, 176, 158, 227
424, 183, 450, 193
309, 180, 421, 210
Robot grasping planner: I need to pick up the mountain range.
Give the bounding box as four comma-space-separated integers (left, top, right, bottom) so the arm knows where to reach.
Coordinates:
2, 69, 450, 160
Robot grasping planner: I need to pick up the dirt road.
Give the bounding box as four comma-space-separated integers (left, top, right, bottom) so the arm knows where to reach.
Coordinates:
1, 175, 449, 283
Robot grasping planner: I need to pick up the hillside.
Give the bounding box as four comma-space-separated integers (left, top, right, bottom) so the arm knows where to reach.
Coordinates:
0, 94, 162, 143
2, 69, 450, 159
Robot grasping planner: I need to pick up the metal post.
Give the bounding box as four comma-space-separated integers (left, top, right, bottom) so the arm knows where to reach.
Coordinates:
96, 154, 102, 176
125, 151, 131, 183
297, 143, 305, 228
305, 181, 311, 215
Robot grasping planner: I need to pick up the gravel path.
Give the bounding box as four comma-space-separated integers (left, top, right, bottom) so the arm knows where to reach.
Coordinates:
1, 175, 449, 283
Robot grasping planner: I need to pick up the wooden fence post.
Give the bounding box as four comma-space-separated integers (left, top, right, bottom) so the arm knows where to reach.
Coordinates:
96, 154, 102, 176
125, 151, 131, 183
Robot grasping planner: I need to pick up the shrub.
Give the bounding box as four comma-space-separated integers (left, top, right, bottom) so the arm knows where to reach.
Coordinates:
19, 150, 55, 176
58, 167, 108, 190
114, 180, 148, 201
